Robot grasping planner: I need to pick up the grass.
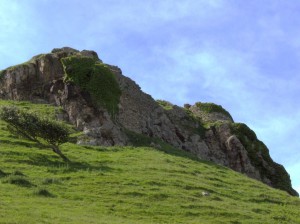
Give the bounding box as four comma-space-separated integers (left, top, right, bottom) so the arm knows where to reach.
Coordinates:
0, 100, 299, 223
0, 100, 58, 119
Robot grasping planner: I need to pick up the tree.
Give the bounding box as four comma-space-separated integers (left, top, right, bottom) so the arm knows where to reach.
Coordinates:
0, 106, 70, 162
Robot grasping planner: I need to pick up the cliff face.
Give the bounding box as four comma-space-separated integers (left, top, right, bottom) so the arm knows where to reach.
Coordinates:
0, 47, 298, 196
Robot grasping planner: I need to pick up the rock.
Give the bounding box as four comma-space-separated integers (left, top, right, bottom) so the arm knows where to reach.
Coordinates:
0, 47, 297, 197
150, 142, 162, 149
80, 50, 101, 62
51, 47, 79, 54
202, 191, 210, 196
184, 103, 191, 109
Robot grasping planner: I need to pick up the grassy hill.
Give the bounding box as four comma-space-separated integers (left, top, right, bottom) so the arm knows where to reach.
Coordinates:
0, 100, 299, 224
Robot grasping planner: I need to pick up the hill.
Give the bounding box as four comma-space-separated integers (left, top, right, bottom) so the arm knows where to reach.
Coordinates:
0, 100, 299, 224
0, 47, 298, 197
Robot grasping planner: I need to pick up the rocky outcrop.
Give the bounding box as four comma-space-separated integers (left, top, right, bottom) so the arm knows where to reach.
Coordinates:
0, 47, 298, 197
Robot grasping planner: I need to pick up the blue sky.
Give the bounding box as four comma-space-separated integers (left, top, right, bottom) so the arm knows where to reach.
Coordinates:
0, 0, 299, 194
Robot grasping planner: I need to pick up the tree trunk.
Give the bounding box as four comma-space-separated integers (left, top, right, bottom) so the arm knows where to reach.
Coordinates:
51, 145, 70, 162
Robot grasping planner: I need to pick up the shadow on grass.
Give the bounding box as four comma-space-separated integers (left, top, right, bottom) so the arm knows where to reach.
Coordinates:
2, 129, 226, 174
3, 175, 35, 187
0, 169, 7, 177
33, 188, 55, 198
24, 154, 114, 173
0, 139, 37, 148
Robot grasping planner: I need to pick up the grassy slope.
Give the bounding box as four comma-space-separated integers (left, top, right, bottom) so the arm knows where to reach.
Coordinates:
0, 101, 299, 224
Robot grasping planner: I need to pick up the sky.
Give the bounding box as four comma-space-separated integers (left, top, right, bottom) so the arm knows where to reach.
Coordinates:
0, 0, 299, 194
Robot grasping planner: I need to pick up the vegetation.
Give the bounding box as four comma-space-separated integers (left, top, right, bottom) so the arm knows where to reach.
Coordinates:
0, 70, 5, 80
230, 123, 298, 196
61, 56, 121, 117
156, 99, 174, 110
0, 100, 299, 223
195, 102, 233, 121
0, 105, 70, 162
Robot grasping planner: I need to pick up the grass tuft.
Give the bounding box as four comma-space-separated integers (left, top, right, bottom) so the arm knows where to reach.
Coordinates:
33, 188, 55, 197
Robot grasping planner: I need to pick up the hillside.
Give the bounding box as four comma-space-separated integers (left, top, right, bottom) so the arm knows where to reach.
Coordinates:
0, 47, 298, 197
0, 100, 299, 224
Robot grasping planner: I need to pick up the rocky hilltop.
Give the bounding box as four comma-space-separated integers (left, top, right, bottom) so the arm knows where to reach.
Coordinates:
0, 47, 298, 196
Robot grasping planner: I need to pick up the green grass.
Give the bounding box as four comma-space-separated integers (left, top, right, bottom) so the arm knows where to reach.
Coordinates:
0, 100, 299, 223
0, 100, 58, 119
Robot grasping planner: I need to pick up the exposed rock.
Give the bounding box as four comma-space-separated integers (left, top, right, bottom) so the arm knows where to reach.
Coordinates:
184, 103, 191, 109
51, 47, 79, 54
202, 191, 210, 196
80, 50, 101, 62
0, 47, 297, 197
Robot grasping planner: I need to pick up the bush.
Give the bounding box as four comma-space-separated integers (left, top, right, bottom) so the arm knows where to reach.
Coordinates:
0, 106, 70, 162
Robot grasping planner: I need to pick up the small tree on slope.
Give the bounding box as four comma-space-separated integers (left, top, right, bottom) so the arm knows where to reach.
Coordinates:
0, 106, 70, 162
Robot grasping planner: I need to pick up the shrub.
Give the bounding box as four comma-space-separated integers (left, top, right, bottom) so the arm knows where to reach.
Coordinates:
0, 106, 70, 162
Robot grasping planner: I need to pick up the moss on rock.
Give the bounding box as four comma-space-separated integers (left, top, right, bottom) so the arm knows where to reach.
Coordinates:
61, 56, 121, 117
195, 102, 233, 120
156, 100, 173, 110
